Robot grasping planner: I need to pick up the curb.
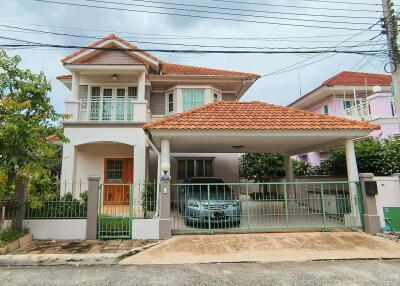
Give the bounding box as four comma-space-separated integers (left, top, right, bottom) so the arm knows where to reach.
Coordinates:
0, 241, 161, 266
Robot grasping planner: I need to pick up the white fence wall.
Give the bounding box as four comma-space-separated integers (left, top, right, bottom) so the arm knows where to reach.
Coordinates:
374, 175, 400, 228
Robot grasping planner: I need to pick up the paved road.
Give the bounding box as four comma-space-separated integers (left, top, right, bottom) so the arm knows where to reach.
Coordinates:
1, 260, 400, 285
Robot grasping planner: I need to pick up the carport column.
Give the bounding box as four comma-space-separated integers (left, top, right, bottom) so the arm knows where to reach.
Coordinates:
345, 139, 361, 226
359, 173, 382, 234
159, 139, 172, 239
284, 155, 295, 198
86, 176, 100, 240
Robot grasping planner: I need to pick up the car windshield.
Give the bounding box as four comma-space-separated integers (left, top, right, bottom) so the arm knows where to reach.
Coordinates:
182, 185, 234, 200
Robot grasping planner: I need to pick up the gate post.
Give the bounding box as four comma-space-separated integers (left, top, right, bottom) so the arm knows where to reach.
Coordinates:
159, 179, 171, 239
86, 176, 100, 240
359, 173, 382, 235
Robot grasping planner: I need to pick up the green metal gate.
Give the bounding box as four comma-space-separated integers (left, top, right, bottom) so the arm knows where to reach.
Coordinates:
171, 181, 363, 234
97, 184, 132, 239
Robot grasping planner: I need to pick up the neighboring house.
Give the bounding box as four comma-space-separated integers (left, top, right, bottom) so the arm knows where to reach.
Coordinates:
57, 34, 260, 194
288, 71, 399, 165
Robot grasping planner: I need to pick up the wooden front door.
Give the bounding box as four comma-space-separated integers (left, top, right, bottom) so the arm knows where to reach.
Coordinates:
104, 158, 133, 204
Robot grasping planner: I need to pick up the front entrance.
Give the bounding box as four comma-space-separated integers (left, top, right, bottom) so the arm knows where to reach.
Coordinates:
98, 158, 133, 239
104, 158, 133, 204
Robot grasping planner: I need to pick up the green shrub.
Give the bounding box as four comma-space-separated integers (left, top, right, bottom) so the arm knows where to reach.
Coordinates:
0, 227, 28, 247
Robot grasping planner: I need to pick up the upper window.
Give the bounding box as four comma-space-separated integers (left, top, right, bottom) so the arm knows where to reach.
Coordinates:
183, 89, 205, 111
168, 93, 174, 113
343, 100, 352, 110
323, 104, 329, 115
214, 93, 219, 102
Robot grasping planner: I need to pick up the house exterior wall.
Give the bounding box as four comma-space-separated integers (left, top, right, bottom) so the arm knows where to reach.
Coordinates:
81, 50, 143, 65
61, 126, 147, 192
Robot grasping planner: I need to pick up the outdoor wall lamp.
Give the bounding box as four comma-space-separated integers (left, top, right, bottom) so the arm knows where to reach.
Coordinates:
112, 74, 118, 81
161, 162, 171, 175
160, 162, 171, 181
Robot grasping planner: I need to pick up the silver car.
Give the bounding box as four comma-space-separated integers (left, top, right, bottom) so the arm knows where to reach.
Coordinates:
179, 177, 241, 227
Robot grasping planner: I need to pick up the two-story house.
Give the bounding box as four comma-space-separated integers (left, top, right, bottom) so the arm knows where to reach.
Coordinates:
57, 34, 260, 196
288, 71, 399, 165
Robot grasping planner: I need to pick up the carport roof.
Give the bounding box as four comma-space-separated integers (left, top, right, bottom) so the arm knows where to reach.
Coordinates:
143, 101, 379, 131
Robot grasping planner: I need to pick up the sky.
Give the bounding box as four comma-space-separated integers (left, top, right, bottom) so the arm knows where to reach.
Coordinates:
1, 0, 394, 113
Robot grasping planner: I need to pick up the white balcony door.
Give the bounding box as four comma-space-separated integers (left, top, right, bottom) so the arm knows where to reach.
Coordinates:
89, 87, 137, 121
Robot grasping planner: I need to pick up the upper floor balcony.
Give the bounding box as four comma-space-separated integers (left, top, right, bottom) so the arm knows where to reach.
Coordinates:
339, 94, 398, 122
64, 99, 150, 123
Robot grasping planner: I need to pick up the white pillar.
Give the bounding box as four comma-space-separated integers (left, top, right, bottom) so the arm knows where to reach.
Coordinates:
345, 139, 359, 183
284, 155, 295, 198
345, 138, 360, 226
160, 139, 171, 174
71, 71, 80, 100
138, 71, 146, 101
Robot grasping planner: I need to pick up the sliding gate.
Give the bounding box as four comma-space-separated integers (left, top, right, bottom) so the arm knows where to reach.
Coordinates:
170, 181, 363, 234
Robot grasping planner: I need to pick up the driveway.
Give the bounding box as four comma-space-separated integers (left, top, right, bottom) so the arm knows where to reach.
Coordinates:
2, 260, 400, 285
120, 231, 400, 264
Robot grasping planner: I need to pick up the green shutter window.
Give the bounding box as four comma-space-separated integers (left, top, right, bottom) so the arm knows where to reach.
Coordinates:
90, 87, 100, 120
116, 88, 126, 121
102, 88, 112, 121
168, 93, 174, 113
182, 89, 204, 111
343, 100, 352, 110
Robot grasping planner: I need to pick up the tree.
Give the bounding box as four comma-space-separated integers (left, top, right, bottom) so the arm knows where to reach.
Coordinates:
240, 153, 285, 182
0, 50, 66, 227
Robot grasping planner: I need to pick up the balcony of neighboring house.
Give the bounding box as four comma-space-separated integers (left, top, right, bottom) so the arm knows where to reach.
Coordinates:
339, 93, 399, 137
340, 94, 397, 121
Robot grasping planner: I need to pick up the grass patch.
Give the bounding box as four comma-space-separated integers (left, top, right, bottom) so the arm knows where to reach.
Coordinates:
98, 216, 130, 238
0, 227, 28, 247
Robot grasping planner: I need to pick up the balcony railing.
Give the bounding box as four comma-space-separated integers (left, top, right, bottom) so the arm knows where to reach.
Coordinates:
340, 98, 398, 122
341, 101, 372, 121
64, 99, 150, 123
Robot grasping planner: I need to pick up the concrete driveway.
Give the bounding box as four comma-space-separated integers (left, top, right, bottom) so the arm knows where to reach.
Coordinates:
120, 231, 400, 264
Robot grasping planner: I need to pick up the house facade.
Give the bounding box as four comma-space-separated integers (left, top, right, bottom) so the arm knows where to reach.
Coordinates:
57, 34, 260, 195
288, 71, 399, 165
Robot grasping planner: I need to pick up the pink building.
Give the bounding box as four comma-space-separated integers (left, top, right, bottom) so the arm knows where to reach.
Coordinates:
288, 71, 399, 165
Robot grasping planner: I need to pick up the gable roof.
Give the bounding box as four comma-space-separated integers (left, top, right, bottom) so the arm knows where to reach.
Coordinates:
143, 101, 379, 131
161, 63, 260, 79
61, 34, 162, 65
288, 71, 392, 107
59, 34, 260, 79
323, 71, 392, 87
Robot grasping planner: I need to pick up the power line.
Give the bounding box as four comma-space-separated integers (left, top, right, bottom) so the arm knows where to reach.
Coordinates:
0, 25, 385, 50
83, 0, 381, 20
0, 20, 379, 41
201, 0, 381, 13
30, 0, 382, 31
287, 0, 380, 6
262, 21, 381, 76
0, 42, 385, 56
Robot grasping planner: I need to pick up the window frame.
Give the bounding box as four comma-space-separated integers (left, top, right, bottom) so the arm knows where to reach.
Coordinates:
323, 104, 329, 115
182, 89, 205, 111
168, 93, 174, 113
177, 158, 214, 181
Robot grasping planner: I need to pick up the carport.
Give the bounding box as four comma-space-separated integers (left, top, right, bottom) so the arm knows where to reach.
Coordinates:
144, 101, 379, 236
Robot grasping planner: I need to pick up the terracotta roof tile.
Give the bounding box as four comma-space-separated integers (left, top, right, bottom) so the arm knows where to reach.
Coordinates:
56, 74, 72, 80
162, 63, 260, 78
144, 101, 379, 131
323, 71, 392, 87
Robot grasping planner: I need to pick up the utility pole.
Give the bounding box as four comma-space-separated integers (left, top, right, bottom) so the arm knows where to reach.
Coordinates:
381, 0, 400, 122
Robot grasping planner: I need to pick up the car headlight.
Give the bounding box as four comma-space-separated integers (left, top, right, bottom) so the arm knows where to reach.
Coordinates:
232, 200, 240, 207
187, 199, 199, 207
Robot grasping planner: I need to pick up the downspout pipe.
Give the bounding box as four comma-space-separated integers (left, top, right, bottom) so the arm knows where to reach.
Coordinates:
146, 136, 161, 218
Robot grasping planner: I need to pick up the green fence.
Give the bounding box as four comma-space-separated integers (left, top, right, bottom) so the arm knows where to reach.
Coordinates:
25, 201, 87, 219
171, 181, 363, 234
